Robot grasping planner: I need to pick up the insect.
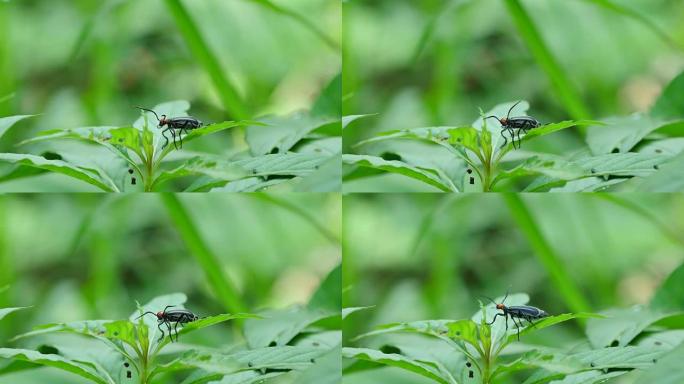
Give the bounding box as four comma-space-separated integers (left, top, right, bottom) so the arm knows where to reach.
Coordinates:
483, 291, 549, 341
484, 100, 541, 149
136, 107, 203, 150
135, 305, 199, 342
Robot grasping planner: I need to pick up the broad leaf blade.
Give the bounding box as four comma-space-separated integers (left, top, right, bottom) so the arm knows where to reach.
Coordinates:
0, 153, 115, 191
343, 154, 453, 192
342, 347, 456, 384
0, 348, 111, 384
0, 306, 29, 321
0, 115, 35, 140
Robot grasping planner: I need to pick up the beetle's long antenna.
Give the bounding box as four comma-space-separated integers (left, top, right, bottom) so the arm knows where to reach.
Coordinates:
135, 311, 157, 320
506, 100, 522, 119
136, 107, 160, 122
484, 116, 500, 121
480, 295, 498, 306
502, 289, 510, 305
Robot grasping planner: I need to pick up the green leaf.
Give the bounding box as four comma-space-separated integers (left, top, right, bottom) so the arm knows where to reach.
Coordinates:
0, 153, 116, 191
177, 313, 259, 338
503, 0, 589, 120
342, 114, 376, 129
571, 152, 670, 177
525, 370, 625, 384
246, 114, 337, 156
0, 348, 112, 384
651, 261, 684, 312
342, 347, 457, 384
342, 306, 373, 320
632, 151, 684, 192
308, 264, 341, 313
152, 157, 246, 189
652, 70, 684, 119
524, 120, 604, 141
243, 306, 336, 348
506, 313, 603, 343
312, 73, 341, 118
295, 345, 341, 384
0, 306, 29, 321
447, 127, 480, 154
634, 342, 684, 384
510, 346, 665, 383
343, 154, 453, 192
0, 115, 34, 140
205, 371, 284, 384
585, 306, 677, 348
232, 152, 330, 177
156, 121, 252, 160
293, 154, 341, 192
586, 115, 671, 155
493, 155, 584, 187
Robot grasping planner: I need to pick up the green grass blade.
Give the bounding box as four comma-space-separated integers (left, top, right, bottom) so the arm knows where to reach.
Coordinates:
503, 0, 590, 120
593, 194, 684, 248
502, 194, 591, 314
247, 0, 340, 51
164, 0, 249, 119
248, 194, 340, 244
160, 194, 246, 314
581, 0, 682, 51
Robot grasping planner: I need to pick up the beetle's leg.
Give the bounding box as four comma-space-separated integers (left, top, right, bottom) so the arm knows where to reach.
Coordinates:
516, 128, 523, 149
173, 321, 180, 342
499, 129, 508, 149
161, 128, 170, 149
525, 316, 537, 328
165, 321, 173, 342
511, 316, 521, 341
486, 312, 505, 325
170, 129, 179, 150
157, 322, 165, 342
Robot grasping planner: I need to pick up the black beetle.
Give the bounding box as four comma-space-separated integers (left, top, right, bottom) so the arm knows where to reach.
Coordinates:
135, 305, 199, 342
483, 291, 549, 341
484, 100, 541, 149
136, 107, 203, 150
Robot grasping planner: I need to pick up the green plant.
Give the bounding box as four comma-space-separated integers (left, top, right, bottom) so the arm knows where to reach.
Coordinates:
344, 69, 684, 192
343, 259, 684, 384
0, 74, 341, 192
0, 264, 342, 384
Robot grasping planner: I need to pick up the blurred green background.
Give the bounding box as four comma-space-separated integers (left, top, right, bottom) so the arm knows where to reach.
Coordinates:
0, 193, 341, 383
343, 0, 684, 190
0, 0, 340, 190
342, 193, 684, 383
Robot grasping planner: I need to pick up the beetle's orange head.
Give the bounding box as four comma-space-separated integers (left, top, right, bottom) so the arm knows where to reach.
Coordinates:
496, 304, 505, 310
156, 311, 164, 319
499, 118, 508, 125
158, 115, 168, 127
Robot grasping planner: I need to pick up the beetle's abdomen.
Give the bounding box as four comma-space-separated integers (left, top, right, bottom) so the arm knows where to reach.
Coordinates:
169, 117, 202, 129
506, 117, 540, 130
508, 305, 549, 318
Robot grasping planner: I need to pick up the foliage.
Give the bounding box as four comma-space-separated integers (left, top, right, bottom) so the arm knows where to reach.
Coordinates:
0, 91, 340, 192
344, 283, 684, 383
0, 265, 341, 384
344, 71, 684, 191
